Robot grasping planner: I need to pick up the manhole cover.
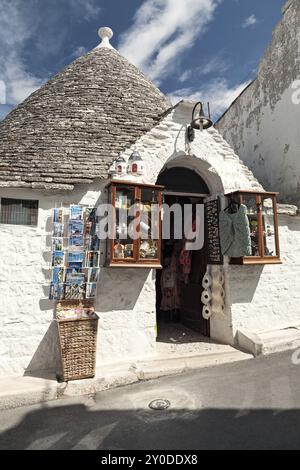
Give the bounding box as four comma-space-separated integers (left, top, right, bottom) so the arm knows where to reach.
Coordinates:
148, 399, 171, 410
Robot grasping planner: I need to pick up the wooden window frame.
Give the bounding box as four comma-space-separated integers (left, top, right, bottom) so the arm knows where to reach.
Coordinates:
106, 181, 163, 268
228, 190, 282, 265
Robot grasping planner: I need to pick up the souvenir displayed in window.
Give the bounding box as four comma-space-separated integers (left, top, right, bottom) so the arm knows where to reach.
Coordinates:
70, 205, 83, 221
107, 182, 163, 267
139, 240, 158, 259
86, 283, 97, 299
113, 242, 125, 259
49, 283, 65, 300
227, 191, 281, 265
52, 267, 64, 284
52, 251, 64, 267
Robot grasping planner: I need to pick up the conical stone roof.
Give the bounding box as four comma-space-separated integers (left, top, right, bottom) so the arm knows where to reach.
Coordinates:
0, 30, 171, 190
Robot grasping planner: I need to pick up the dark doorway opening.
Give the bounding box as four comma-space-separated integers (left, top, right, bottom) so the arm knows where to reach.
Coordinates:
156, 167, 210, 341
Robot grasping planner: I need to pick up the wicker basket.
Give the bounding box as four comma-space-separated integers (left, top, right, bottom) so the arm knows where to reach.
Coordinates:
56, 316, 99, 382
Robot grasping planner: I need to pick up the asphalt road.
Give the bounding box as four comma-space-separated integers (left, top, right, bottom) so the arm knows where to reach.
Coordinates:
1, 350, 300, 450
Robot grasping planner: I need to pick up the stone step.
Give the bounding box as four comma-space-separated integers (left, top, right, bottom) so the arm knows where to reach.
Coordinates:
237, 327, 300, 356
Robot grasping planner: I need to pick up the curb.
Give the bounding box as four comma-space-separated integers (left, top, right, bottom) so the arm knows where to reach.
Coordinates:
0, 349, 253, 410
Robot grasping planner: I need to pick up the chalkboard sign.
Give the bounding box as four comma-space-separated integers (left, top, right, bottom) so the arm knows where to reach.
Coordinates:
205, 198, 223, 265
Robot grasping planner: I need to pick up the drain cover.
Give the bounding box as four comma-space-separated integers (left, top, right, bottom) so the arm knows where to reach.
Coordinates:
148, 399, 171, 410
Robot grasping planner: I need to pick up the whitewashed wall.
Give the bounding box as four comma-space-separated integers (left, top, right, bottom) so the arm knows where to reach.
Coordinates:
0, 100, 299, 377
227, 213, 300, 335
217, 0, 300, 207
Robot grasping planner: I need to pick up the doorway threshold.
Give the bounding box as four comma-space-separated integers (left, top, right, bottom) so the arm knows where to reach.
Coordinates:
156, 322, 236, 359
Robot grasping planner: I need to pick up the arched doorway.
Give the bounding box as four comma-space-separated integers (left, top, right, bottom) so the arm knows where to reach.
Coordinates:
156, 166, 211, 338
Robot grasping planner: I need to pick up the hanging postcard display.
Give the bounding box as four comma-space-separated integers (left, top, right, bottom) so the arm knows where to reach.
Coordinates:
49, 205, 100, 312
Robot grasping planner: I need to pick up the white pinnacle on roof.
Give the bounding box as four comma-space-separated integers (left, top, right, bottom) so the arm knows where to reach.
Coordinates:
97, 27, 114, 49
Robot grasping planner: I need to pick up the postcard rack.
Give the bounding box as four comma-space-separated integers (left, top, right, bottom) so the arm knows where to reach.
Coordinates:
49, 205, 100, 381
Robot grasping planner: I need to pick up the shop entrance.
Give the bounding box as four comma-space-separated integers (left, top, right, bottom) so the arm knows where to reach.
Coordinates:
156, 167, 211, 340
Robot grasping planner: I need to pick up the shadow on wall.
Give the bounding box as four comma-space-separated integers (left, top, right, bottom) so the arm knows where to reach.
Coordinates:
24, 186, 108, 379
24, 321, 60, 379
95, 268, 153, 312
0, 403, 300, 449
228, 265, 264, 304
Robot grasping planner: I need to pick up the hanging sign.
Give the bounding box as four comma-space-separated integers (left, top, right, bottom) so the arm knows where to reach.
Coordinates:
205, 197, 223, 265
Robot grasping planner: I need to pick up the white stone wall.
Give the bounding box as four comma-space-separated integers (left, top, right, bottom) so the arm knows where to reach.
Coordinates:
0, 183, 157, 377
217, 0, 300, 206
0, 100, 299, 377
227, 213, 300, 335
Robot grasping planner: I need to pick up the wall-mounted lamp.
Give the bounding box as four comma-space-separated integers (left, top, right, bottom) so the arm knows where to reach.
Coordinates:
187, 101, 213, 142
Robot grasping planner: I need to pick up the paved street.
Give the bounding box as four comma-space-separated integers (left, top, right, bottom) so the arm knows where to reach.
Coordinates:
1, 351, 300, 450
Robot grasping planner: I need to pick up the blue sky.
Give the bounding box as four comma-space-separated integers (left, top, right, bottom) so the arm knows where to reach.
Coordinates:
0, 0, 285, 121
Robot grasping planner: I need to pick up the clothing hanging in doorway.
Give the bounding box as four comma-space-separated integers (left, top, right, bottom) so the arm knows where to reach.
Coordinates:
219, 204, 251, 257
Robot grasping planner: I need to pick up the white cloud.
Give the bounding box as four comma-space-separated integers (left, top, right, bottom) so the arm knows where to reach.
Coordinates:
0, 0, 102, 116
119, 0, 222, 84
242, 14, 258, 29
0, 0, 43, 106
72, 46, 88, 58
179, 56, 229, 83
167, 78, 251, 119
68, 0, 102, 21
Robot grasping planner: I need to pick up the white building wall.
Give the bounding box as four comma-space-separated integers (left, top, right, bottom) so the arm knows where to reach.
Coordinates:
217, 0, 300, 206
0, 100, 299, 377
227, 213, 300, 334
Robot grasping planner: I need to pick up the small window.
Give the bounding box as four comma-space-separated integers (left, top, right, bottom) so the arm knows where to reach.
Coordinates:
106, 181, 163, 268
0, 198, 39, 226
228, 191, 281, 265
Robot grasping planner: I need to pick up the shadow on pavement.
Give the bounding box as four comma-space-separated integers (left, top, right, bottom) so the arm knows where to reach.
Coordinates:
0, 402, 299, 450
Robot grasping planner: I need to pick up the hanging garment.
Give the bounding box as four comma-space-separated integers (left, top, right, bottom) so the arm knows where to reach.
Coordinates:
219, 204, 251, 257
160, 248, 181, 311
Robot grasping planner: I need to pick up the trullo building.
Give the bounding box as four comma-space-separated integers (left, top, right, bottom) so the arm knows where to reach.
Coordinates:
0, 26, 299, 380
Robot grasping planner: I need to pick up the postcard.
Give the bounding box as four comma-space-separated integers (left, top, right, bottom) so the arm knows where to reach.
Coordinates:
66, 268, 84, 282
69, 221, 84, 237
86, 283, 97, 299
68, 261, 83, 271
52, 251, 64, 267
85, 207, 96, 223
65, 275, 86, 300
52, 267, 64, 284
52, 237, 63, 251
68, 251, 85, 264
88, 268, 99, 283
49, 283, 65, 301
86, 251, 99, 268
87, 235, 100, 252
69, 236, 84, 250
53, 208, 63, 224
53, 222, 64, 238
70, 205, 83, 221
